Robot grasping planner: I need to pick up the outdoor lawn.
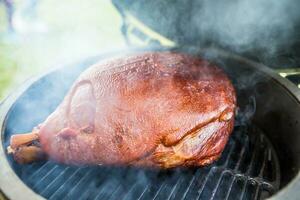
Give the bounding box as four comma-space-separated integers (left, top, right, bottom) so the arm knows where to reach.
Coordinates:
0, 0, 126, 100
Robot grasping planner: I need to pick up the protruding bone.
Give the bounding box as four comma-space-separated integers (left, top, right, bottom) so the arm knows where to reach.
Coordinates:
7, 131, 45, 164
10, 132, 39, 149
12, 146, 45, 164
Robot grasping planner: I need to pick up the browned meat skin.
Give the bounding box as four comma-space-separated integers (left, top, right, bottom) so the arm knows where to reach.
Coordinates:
9, 52, 236, 168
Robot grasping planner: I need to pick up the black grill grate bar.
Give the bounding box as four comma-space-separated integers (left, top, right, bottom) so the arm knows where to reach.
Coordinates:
209, 137, 249, 200
122, 182, 139, 200
196, 167, 216, 200
136, 170, 186, 200
234, 136, 248, 171
181, 169, 204, 200
48, 168, 83, 200
152, 180, 167, 200
213, 169, 275, 200
166, 176, 184, 200
26, 162, 48, 175
238, 179, 248, 200
253, 183, 261, 200
32, 165, 59, 190
209, 144, 242, 200
40, 167, 74, 197
137, 184, 150, 200
246, 134, 260, 175
180, 174, 196, 200
80, 168, 110, 200
110, 168, 144, 200
258, 148, 269, 178
225, 176, 236, 200
213, 167, 275, 191
24, 163, 44, 173
94, 179, 121, 200
27, 162, 55, 182
209, 171, 227, 200
181, 176, 195, 200
108, 184, 123, 200
94, 181, 113, 200
63, 168, 96, 200
219, 139, 236, 167
153, 170, 187, 200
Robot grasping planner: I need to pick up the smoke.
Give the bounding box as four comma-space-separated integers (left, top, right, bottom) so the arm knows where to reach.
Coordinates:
120, 0, 300, 60
190, 0, 299, 52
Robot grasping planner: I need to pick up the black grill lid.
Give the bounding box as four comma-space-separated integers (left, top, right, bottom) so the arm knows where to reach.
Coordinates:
112, 0, 300, 69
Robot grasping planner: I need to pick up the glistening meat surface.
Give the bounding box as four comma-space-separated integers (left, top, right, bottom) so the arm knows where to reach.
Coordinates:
8, 52, 236, 168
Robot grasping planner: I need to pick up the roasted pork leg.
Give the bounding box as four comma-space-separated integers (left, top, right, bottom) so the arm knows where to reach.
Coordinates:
7, 52, 236, 168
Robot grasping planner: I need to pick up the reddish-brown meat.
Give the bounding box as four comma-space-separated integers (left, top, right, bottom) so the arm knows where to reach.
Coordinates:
8, 52, 236, 168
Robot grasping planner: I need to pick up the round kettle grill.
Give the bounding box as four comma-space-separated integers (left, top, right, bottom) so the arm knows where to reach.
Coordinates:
0, 48, 300, 200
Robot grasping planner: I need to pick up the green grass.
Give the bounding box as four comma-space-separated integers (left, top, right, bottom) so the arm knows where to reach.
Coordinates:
0, 40, 19, 98
0, 0, 125, 100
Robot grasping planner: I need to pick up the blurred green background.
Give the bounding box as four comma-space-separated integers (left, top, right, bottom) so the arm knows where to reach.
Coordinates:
0, 0, 126, 100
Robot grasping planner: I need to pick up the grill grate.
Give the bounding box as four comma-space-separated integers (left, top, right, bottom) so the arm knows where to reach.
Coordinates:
5, 124, 280, 200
